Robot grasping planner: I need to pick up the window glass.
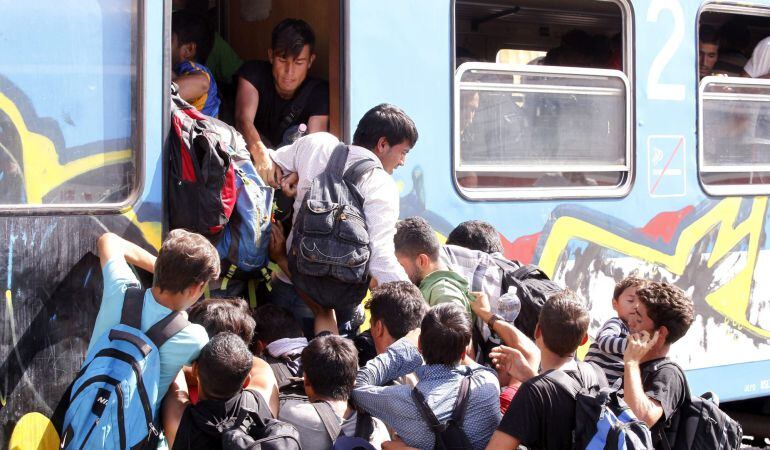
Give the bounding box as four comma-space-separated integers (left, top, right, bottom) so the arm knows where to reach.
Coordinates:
456, 64, 629, 194
700, 78, 770, 189
0, 0, 138, 207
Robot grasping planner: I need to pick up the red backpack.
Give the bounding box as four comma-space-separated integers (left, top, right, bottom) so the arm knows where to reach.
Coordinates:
168, 84, 236, 238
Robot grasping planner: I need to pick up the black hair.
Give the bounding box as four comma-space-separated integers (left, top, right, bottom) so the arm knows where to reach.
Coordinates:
188, 297, 255, 345
253, 304, 304, 346
538, 290, 589, 357
301, 335, 358, 401
394, 216, 439, 261
420, 303, 472, 366
700, 24, 720, 46
197, 333, 253, 400
366, 281, 428, 340
352, 103, 419, 150
446, 220, 503, 254
271, 18, 316, 58
172, 10, 214, 63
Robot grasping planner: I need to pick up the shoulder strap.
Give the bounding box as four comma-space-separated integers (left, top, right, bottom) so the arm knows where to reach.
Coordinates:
145, 311, 189, 349
544, 369, 584, 399
326, 143, 351, 180
120, 286, 144, 329
277, 79, 321, 139
450, 376, 472, 424
512, 264, 548, 280
312, 401, 342, 441
353, 409, 375, 440
343, 157, 379, 185
411, 386, 444, 431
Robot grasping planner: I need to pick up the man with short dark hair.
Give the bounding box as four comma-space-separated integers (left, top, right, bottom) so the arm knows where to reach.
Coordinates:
280, 335, 390, 449
622, 282, 694, 449
162, 333, 279, 450
266, 104, 418, 335
394, 217, 474, 315
366, 281, 428, 355
235, 18, 329, 171
188, 297, 255, 344
353, 303, 501, 449
446, 220, 503, 254
699, 25, 720, 78
90, 230, 219, 404
486, 290, 607, 450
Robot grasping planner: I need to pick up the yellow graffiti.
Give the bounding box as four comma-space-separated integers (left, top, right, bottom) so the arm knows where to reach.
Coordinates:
122, 209, 162, 251
538, 197, 770, 338
0, 92, 131, 204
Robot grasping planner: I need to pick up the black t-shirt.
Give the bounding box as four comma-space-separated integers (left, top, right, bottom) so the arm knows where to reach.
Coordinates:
237, 60, 329, 147
636, 358, 688, 448
497, 363, 605, 450
172, 389, 272, 450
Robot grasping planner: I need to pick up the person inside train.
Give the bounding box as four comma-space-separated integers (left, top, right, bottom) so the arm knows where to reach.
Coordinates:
715, 18, 751, 76
621, 282, 694, 450
744, 35, 770, 78
699, 25, 720, 79
485, 290, 607, 450
171, 10, 221, 117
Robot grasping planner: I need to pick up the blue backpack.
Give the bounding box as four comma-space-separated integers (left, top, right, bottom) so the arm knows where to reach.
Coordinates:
61, 287, 189, 449
208, 117, 274, 283
547, 362, 653, 450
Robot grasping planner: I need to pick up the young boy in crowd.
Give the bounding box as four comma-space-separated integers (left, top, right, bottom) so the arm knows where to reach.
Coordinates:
172, 10, 220, 117
584, 277, 647, 385
279, 335, 391, 449
623, 282, 694, 449
162, 333, 279, 450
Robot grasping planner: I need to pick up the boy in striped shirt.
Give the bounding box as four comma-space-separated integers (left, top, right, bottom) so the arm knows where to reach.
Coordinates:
584, 277, 648, 384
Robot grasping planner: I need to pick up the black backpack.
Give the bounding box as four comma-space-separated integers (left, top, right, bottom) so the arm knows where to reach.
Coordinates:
312, 402, 376, 450
263, 354, 306, 397
656, 362, 743, 450
411, 376, 473, 450
220, 391, 301, 450
546, 363, 653, 450
288, 144, 379, 309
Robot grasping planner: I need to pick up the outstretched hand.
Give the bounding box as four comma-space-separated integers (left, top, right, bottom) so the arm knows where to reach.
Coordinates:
469, 291, 491, 318
490, 345, 537, 383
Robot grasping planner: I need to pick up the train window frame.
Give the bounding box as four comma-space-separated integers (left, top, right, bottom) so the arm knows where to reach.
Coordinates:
697, 3, 770, 196
452, 0, 635, 201
0, 0, 145, 214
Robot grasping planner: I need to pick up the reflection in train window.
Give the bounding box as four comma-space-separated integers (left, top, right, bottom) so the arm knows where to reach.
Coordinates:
0, 0, 139, 209
453, 0, 632, 199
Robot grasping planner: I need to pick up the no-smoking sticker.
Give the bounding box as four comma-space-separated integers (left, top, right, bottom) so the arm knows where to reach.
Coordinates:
647, 135, 686, 197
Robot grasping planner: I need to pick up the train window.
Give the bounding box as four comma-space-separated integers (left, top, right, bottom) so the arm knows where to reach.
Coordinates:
0, 0, 140, 210
454, 0, 632, 199
698, 7, 770, 195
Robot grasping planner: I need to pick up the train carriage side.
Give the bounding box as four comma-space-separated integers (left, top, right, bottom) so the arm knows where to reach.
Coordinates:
345, 0, 770, 426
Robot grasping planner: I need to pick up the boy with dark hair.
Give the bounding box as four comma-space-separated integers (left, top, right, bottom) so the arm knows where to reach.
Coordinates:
90, 230, 219, 403
162, 333, 280, 450
622, 282, 694, 449
699, 24, 720, 78
446, 220, 504, 254
394, 217, 474, 315
265, 104, 418, 336
236, 18, 329, 171
366, 281, 428, 355
487, 290, 607, 450
187, 297, 255, 344
172, 10, 220, 116
280, 335, 390, 449
584, 276, 647, 384
353, 303, 501, 449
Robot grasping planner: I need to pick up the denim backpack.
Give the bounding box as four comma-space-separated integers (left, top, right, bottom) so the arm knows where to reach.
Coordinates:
61, 287, 189, 449
288, 144, 378, 309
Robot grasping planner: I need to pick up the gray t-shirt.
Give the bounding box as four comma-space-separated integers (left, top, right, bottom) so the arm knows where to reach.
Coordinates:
278, 399, 390, 450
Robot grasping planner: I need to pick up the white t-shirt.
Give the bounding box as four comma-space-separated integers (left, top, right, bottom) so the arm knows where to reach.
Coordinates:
279, 399, 390, 450
745, 36, 770, 78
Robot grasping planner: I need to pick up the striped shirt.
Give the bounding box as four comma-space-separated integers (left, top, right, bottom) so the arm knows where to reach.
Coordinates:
584, 317, 629, 385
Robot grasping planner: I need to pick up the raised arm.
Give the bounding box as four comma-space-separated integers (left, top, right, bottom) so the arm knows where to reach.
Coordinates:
96, 233, 156, 272
623, 331, 664, 427
470, 292, 540, 369
173, 71, 210, 104
360, 174, 409, 284
235, 76, 279, 186
162, 370, 191, 449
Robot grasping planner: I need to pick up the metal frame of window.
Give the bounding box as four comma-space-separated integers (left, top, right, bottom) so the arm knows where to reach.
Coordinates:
698, 2, 770, 196
0, 0, 145, 214
452, 0, 635, 201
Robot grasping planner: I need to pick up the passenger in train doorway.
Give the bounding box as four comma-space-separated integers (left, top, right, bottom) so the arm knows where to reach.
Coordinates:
235, 18, 330, 235
699, 25, 720, 79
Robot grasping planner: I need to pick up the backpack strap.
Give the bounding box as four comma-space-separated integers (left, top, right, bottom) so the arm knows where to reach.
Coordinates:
120, 286, 145, 329
411, 386, 444, 432
343, 157, 379, 185
353, 409, 375, 441
450, 376, 473, 425
276, 79, 320, 141
544, 368, 584, 399
145, 311, 189, 349
326, 144, 351, 182
312, 401, 342, 441
512, 264, 549, 280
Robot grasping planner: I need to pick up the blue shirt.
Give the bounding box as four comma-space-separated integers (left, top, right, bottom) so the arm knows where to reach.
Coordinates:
352, 339, 501, 450
87, 257, 209, 406
175, 60, 221, 117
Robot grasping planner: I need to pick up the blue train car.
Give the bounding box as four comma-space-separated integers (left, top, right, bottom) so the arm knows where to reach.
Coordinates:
2, 0, 770, 445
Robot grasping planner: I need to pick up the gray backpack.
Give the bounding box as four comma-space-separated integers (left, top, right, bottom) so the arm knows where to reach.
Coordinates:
288, 144, 378, 308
